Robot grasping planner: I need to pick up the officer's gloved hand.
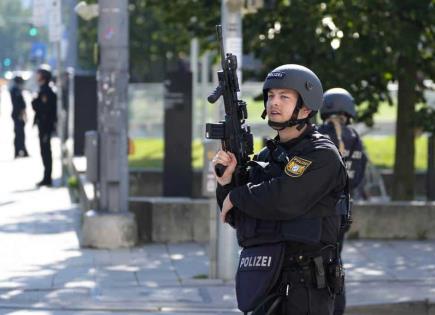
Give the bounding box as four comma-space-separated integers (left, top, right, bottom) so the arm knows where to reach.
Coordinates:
212, 150, 237, 186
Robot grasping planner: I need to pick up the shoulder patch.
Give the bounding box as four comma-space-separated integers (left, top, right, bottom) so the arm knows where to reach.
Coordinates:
285, 156, 312, 177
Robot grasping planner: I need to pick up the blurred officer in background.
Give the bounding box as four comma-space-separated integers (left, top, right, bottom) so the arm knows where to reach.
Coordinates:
319, 88, 368, 198
32, 65, 57, 187
9, 76, 29, 158
319, 87, 368, 315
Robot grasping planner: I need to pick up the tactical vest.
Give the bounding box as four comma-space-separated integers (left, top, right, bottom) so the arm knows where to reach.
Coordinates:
318, 123, 367, 190
234, 130, 345, 248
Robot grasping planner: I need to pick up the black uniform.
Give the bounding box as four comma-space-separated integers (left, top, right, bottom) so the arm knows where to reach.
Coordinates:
217, 125, 347, 315
9, 85, 28, 157
318, 122, 367, 193
32, 83, 57, 184
318, 121, 366, 315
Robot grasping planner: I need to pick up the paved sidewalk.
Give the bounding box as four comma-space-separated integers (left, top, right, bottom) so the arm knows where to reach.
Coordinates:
0, 86, 434, 314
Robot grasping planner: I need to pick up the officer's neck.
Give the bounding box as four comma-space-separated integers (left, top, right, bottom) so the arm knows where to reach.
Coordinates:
278, 124, 307, 143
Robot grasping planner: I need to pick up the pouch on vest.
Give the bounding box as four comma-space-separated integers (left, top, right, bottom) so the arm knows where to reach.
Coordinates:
236, 242, 285, 312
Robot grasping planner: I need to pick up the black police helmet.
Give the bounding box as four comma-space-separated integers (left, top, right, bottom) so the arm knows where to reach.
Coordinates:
321, 88, 356, 119
262, 64, 323, 111
37, 64, 52, 82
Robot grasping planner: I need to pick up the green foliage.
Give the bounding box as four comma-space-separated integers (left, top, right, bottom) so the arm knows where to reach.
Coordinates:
129, 0, 219, 81
242, 0, 433, 199
76, 1, 434, 128
359, 101, 396, 122
415, 105, 435, 133
242, 0, 434, 127
78, 0, 220, 80
77, 0, 98, 70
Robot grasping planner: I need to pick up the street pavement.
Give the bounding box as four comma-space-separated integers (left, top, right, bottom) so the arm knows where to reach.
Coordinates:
0, 85, 434, 314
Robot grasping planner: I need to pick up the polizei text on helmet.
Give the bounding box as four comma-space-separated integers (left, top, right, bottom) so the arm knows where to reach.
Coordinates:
267, 72, 286, 79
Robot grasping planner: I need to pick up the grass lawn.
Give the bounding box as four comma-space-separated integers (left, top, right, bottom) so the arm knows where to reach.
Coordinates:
362, 135, 427, 170
129, 138, 264, 169
129, 135, 428, 171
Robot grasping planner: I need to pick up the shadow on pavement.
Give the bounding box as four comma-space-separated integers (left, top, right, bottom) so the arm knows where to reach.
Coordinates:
12, 188, 40, 194
0, 207, 77, 234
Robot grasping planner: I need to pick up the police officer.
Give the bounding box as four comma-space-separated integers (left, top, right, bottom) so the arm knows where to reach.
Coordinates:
9, 76, 29, 158
32, 65, 57, 187
319, 88, 367, 197
318, 88, 367, 315
213, 65, 348, 315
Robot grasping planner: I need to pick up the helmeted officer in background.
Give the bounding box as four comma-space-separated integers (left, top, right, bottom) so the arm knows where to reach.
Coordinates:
212, 64, 349, 315
318, 88, 367, 198
9, 76, 29, 158
32, 65, 57, 187
318, 88, 367, 315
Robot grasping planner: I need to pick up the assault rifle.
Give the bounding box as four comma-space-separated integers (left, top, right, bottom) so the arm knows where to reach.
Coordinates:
205, 25, 254, 188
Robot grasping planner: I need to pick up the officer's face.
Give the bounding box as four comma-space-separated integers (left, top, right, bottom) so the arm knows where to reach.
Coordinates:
36, 72, 46, 86
267, 88, 312, 123
266, 88, 299, 122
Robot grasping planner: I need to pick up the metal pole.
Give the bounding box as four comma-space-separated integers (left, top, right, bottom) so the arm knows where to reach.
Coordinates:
201, 53, 218, 278
56, 40, 65, 182
47, 0, 65, 182
64, 0, 78, 69
66, 66, 75, 172
97, 0, 129, 213
216, 0, 243, 281
190, 38, 199, 139
222, 0, 243, 82
80, 0, 137, 249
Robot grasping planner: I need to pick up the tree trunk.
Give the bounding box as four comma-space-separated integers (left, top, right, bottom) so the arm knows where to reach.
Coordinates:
392, 55, 417, 200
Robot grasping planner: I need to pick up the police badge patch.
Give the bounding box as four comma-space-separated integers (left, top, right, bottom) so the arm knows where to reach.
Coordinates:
285, 156, 312, 177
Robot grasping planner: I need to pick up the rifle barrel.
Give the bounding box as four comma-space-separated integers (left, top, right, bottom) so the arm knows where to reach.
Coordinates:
216, 25, 226, 69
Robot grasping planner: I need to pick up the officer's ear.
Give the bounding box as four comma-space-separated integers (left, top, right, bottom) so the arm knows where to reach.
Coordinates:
299, 106, 312, 119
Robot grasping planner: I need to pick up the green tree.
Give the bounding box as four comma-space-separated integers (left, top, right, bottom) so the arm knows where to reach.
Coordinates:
243, 0, 434, 200
328, 0, 434, 200
77, 0, 219, 81
77, 0, 98, 71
